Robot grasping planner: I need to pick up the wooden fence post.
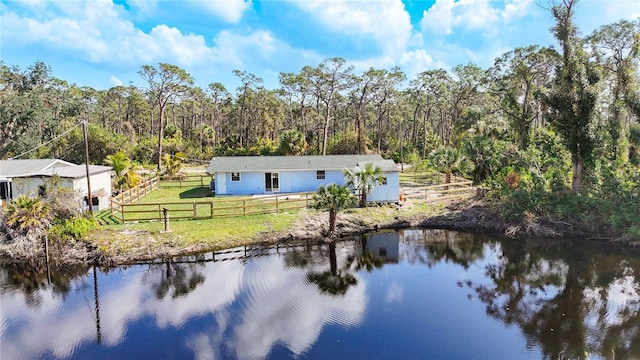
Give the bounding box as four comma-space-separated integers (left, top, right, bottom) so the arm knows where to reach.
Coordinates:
209, 202, 213, 218
193, 201, 197, 219
243, 200, 246, 216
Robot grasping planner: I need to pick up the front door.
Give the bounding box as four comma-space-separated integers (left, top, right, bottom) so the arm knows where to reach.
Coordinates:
265, 172, 279, 192
218, 172, 227, 194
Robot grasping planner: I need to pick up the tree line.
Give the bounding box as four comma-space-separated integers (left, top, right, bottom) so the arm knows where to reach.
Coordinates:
1, 1, 639, 194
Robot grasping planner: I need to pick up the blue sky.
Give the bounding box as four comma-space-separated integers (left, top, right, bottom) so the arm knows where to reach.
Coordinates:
2, 0, 639, 91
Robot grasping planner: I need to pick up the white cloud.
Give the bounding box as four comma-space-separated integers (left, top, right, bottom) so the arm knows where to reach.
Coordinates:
109, 76, 123, 86
229, 252, 366, 359
574, 1, 640, 35
126, 0, 159, 15
0, 0, 242, 68
198, 0, 252, 23
385, 282, 404, 303
0, 247, 367, 360
420, 0, 533, 35
401, 49, 435, 78
211, 30, 277, 68
288, 0, 415, 60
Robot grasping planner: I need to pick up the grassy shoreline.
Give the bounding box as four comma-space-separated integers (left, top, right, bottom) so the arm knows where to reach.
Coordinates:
87, 201, 448, 265
3, 169, 637, 269
2, 196, 638, 269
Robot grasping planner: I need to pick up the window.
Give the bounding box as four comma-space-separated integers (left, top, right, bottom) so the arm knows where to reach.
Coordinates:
265, 172, 280, 192
381, 177, 387, 185
83, 196, 99, 211
316, 170, 326, 180
1, 182, 10, 200
231, 172, 240, 181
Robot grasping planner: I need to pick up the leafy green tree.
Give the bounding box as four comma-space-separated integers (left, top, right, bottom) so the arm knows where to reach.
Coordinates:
0, 62, 50, 157
248, 138, 277, 155
190, 124, 215, 151
163, 124, 182, 140
429, 146, 469, 185
313, 183, 355, 236
489, 46, 557, 150
162, 152, 184, 177
279, 129, 307, 155
628, 124, 640, 165
307, 58, 355, 155
50, 123, 129, 164
326, 132, 359, 155
588, 19, 640, 161
104, 152, 133, 192
344, 163, 385, 207
232, 70, 264, 149
542, 0, 599, 192
446, 64, 488, 146
463, 135, 513, 183
407, 69, 451, 158
139, 63, 193, 170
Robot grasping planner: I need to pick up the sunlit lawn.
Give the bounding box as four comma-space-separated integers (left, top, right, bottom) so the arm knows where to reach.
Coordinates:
94, 169, 458, 254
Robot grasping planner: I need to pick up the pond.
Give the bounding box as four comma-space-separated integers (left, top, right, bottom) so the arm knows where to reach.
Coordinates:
2, 230, 640, 359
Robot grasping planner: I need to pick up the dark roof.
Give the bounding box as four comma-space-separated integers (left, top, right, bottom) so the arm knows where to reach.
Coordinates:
207, 155, 398, 173
0, 159, 74, 178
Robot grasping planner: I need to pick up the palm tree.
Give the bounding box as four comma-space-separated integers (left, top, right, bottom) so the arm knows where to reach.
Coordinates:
429, 147, 469, 186
104, 152, 132, 192
279, 129, 307, 155
162, 152, 185, 177
313, 183, 355, 237
5, 196, 52, 237
344, 163, 385, 207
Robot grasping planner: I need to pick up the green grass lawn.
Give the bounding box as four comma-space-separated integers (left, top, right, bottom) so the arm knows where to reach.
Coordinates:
91, 169, 458, 258
101, 211, 300, 246
399, 169, 444, 187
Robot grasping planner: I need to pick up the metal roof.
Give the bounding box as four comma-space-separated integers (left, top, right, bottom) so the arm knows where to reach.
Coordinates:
207, 155, 398, 173
11, 165, 112, 179
0, 159, 75, 178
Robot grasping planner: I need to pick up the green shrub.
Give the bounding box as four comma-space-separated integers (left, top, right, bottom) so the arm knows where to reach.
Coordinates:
48, 217, 96, 243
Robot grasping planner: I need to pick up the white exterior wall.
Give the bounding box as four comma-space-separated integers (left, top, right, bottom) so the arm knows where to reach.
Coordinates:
9, 172, 112, 211
74, 172, 112, 210
11, 177, 75, 199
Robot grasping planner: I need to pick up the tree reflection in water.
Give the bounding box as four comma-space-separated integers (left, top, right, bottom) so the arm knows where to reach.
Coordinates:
0, 264, 90, 309
423, 234, 640, 359
152, 259, 206, 299
346, 234, 385, 272
306, 242, 358, 296
3, 231, 640, 359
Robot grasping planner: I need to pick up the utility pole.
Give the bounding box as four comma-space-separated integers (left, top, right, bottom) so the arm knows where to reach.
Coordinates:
82, 120, 94, 217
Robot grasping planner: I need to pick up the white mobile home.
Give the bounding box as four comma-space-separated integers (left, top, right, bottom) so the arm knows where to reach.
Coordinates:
0, 159, 112, 210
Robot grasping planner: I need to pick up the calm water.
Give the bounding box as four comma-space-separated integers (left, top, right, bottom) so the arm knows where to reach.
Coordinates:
2, 230, 640, 359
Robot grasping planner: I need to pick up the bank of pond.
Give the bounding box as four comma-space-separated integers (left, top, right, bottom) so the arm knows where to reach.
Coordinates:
2, 229, 640, 359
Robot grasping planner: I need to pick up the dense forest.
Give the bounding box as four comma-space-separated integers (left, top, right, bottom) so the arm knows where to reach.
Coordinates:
1, 1, 639, 239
